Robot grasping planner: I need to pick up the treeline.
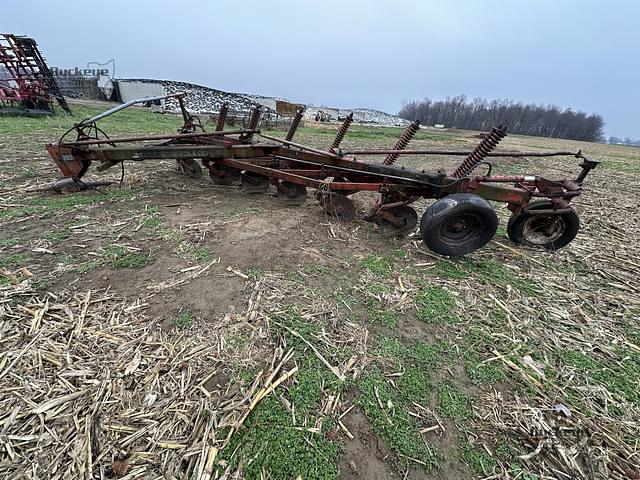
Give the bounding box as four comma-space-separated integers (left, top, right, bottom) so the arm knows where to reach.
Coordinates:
608, 136, 640, 147
399, 95, 605, 142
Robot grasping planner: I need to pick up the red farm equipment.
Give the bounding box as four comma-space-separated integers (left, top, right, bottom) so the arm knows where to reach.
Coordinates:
0, 33, 70, 115
45, 93, 599, 256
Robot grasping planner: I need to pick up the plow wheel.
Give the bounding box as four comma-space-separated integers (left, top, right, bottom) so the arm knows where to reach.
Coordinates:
379, 205, 418, 236
176, 159, 203, 179
420, 193, 497, 256
319, 193, 356, 221
207, 163, 241, 185
277, 181, 307, 206
507, 200, 579, 250
241, 172, 270, 194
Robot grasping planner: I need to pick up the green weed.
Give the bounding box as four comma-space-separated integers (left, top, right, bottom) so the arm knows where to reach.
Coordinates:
103, 245, 152, 269
462, 329, 506, 385
433, 258, 539, 295
460, 440, 496, 476
220, 395, 340, 479
21, 167, 38, 178
362, 255, 394, 278
0, 239, 19, 247
174, 311, 194, 329
220, 309, 344, 478
76, 259, 103, 273
357, 368, 437, 472
370, 309, 398, 328
0, 253, 27, 269
193, 245, 213, 261
46, 227, 72, 241
558, 349, 640, 406
246, 266, 264, 280
0, 188, 133, 221
436, 382, 473, 422
302, 263, 331, 276
415, 285, 458, 324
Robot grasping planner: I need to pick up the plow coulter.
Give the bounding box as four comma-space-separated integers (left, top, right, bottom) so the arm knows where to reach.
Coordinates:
45, 93, 599, 256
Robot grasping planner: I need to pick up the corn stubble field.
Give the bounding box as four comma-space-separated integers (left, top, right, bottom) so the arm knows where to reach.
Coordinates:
0, 101, 639, 480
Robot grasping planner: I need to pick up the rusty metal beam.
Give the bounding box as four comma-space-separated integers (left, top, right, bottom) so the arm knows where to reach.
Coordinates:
342, 149, 579, 157
59, 129, 257, 147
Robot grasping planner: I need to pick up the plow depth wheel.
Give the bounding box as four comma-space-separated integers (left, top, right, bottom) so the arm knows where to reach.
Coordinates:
420, 193, 498, 256
176, 159, 203, 179
507, 200, 579, 250
319, 193, 356, 221
277, 181, 307, 206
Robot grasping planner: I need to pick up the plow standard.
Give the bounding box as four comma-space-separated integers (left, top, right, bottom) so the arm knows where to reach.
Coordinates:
46, 93, 599, 256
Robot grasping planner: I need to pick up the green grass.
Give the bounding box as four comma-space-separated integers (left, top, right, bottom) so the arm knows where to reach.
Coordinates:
361, 338, 467, 471
557, 348, 640, 406
102, 245, 152, 269
362, 255, 394, 278
375, 337, 455, 371
192, 245, 213, 261
366, 281, 390, 298
415, 285, 458, 324
246, 266, 264, 280
31, 278, 52, 291
141, 206, 161, 229
302, 263, 331, 276
357, 367, 437, 472
221, 394, 340, 479
174, 311, 194, 329
21, 167, 38, 178
76, 258, 103, 273
219, 309, 344, 479
462, 328, 506, 385
436, 382, 473, 423
45, 227, 72, 241
396, 366, 431, 403
369, 309, 398, 328
142, 217, 161, 229
0, 188, 134, 221
0, 253, 27, 269
0, 103, 185, 136
460, 439, 496, 476
433, 258, 539, 295
0, 239, 19, 247
599, 158, 640, 173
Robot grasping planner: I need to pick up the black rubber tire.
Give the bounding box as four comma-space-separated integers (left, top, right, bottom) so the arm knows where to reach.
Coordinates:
420, 193, 498, 256
507, 200, 579, 250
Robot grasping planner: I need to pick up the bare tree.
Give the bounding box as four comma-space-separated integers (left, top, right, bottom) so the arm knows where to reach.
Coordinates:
399, 97, 605, 142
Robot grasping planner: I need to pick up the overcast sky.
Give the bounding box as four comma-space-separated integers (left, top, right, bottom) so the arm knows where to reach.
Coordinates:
4, 0, 638, 137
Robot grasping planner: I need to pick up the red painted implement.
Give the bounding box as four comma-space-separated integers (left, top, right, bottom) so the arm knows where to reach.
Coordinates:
45, 93, 599, 256
0, 34, 70, 115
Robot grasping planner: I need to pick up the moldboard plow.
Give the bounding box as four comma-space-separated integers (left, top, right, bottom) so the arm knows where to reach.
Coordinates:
45, 93, 599, 256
